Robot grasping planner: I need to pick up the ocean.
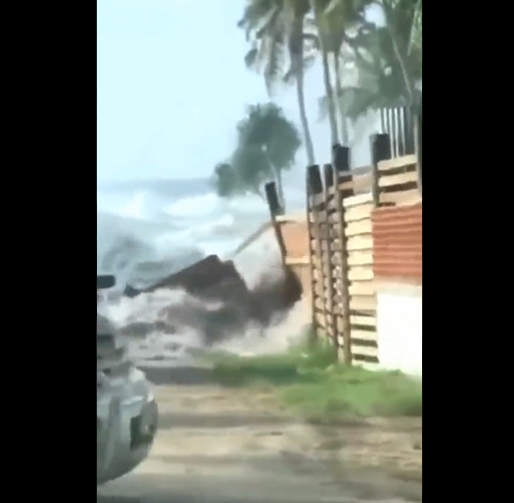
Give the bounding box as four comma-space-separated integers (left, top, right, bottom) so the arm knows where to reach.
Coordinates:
97, 177, 310, 367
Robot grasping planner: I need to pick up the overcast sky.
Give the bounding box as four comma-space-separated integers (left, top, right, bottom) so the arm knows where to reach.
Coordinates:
97, 0, 380, 182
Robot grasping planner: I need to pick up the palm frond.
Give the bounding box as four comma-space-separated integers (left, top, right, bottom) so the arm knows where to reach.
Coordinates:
244, 47, 259, 69
237, 0, 278, 39
263, 33, 286, 94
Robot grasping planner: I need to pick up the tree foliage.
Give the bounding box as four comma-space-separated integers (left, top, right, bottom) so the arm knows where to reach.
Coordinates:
238, 0, 317, 163
212, 103, 302, 209
237, 0, 423, 151
212, 162, 245, 199
319, 0, 422, 122
214, 0, 423, 207
237, 103, 301, 171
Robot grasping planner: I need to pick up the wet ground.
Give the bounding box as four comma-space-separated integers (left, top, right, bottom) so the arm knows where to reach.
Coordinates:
97, 367, 422, 503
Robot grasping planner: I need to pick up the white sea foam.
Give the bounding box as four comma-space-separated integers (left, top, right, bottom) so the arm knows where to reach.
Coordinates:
97, 179, 309, 366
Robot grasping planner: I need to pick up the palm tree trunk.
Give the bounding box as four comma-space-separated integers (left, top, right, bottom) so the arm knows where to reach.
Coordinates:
382, 0, 415, 104
295, 54, 316, 165
311, 1, 338, 146
333, 51, 349, 146
288, 13, 316, 165
321, 46, 339, 146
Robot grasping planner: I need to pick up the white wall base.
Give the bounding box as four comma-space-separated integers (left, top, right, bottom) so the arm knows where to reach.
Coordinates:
376, 285, 422, 376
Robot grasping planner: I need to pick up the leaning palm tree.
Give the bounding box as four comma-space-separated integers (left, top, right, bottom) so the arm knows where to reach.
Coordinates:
303, 0, 369, 147
212, 103, 302, 209
284, 4, 317, 165
235, 103, 302, 208
380, 0, 422, 105
238, 0, 316, 165
319, 0, 421, 131
317, 0, 372, 145
309, 0, 340, 146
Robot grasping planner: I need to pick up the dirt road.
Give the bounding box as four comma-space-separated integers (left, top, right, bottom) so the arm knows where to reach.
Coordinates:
97, 367, 422, 503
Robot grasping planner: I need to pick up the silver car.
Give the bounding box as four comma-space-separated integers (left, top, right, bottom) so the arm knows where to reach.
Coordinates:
97, 275, 158, 485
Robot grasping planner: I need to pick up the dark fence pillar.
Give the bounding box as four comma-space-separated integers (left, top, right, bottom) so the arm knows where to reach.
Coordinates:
370, 133, 392, 207
306, 164, 323, 345
265, 181, 286, 261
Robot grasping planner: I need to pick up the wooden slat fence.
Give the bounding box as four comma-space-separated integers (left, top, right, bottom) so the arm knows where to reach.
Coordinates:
304, 129, 422, 366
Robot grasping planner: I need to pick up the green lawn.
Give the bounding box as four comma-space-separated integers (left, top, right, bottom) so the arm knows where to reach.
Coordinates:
208, 340, 422, 424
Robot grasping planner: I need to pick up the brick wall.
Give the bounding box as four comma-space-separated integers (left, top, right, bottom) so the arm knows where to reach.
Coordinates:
371, 203, 422, 284
372, 202, 422, 376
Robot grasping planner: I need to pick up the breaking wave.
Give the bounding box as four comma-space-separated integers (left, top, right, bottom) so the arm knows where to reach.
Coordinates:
97, 179, 309, 368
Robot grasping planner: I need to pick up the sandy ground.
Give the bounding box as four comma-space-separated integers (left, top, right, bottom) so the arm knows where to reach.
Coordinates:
97, 367, 422, 503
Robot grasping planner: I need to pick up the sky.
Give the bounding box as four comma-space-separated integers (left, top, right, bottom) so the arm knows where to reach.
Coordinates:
97, 0, 379, 182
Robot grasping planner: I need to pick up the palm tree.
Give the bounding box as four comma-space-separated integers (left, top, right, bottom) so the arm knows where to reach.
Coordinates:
309, 0, 340, 146
303, 0, 370, 148
286, 7, 317, 165
315, 0, 372, 146
319, 0, 422, 125
238, 0, 316, 165
380, 0, 422, 105
212, 103, 302, 210
235, 103, 302, 207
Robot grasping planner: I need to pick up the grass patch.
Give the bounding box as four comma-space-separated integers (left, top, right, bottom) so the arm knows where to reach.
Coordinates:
208, 339, 422, 423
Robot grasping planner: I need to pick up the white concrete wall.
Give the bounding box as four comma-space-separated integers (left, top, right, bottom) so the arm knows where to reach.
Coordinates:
376, 285, 422, 376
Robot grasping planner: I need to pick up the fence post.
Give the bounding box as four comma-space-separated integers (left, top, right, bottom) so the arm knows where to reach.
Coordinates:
333, 143, 351, 173
415, 104, 422, 195
370, 133, 392, 208
265, 181, 287, 263
322, 163, 338, 358
331, 146, 353, 365
323, 162, 334, 187
306, 165, 323, 344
